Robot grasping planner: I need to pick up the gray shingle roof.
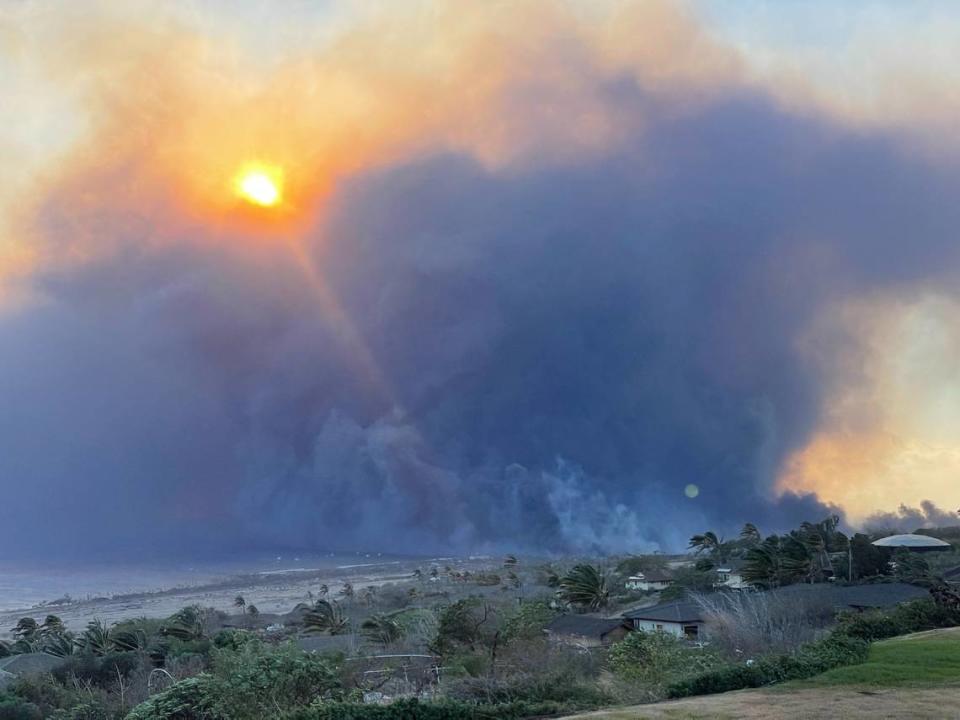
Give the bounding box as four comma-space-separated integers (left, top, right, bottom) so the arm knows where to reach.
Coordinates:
768, 582, 929, 609
942, 565, 960, 580
623, 600, 703, 623
546, 615, 627, 638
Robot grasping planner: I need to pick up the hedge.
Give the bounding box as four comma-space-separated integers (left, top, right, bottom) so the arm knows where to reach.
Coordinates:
667, 597, 960, 699
281, 698, 575, 719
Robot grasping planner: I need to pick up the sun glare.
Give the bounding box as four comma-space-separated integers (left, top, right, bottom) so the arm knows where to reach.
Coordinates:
235, 165, 283, 207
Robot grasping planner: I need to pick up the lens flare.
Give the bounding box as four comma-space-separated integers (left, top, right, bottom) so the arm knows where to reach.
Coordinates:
234, 165, 282, 207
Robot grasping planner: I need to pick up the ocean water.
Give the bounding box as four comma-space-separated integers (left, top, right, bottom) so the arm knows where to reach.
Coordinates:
0, 552, 404, 611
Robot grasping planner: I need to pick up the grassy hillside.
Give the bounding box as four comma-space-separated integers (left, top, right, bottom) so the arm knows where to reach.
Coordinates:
789, 626, 960, 688
562, 628, 960, 719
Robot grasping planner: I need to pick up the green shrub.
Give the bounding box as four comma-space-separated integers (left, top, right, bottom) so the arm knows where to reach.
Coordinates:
446, 671, 610, 707
124, 675, 223, 720
608, 630, 722, 685
281, 698, 576, 720
667, 627, 871, 697
53, 652, 142, 688
125, 643, 345, 720
0, 696, 41, 720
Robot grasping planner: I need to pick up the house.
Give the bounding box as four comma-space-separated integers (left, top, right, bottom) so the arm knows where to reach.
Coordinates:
622, 600, 705, 640
715, 561, 748, 590
625, 569, 673, 591
545, 615, 631, 648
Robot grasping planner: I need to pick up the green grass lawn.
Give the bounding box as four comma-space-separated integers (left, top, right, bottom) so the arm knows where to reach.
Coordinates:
790, 629, 960, 688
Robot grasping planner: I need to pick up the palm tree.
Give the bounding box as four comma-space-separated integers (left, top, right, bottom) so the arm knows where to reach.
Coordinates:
503, 555, 518, 569
559, 564, 609, 611
77, 619, 112, 656
740, 523, 761, 545
304, 599, 350, 635
318, 584, 329, 598
234, 595, 246, 611
161, 607, 206, 642
360, 586, 377, 606
11, 618, 38, 641
360, 613, 405, 646
339, 582, 355, 603
689, 531, 728, 562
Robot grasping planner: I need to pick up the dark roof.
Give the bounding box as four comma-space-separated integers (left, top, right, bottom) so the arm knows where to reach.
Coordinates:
546, 615, 628, 638
623, 600, 703, 623
769, 582, 929, 609
942, 565, 960, 580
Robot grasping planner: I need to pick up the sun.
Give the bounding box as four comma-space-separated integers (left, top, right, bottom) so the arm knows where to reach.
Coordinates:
234, 165, 283, 207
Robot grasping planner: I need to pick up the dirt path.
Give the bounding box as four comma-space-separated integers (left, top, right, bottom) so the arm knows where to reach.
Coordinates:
564, 684, 960, 719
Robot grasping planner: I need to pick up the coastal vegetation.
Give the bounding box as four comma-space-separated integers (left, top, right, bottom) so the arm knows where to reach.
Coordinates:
0, 517, 956, 718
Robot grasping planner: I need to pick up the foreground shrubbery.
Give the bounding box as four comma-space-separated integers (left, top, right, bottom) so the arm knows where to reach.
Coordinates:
667, 597, 960, 698
283, 698, 583, 720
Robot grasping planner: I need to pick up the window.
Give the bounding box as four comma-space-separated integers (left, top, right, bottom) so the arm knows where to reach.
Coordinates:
683, 625, 699, 640
655, 624, 663, 630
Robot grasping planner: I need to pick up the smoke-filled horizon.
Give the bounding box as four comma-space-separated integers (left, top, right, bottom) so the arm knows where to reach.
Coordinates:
2, 1, 960, 561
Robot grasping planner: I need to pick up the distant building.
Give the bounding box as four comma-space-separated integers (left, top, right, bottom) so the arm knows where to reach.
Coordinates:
714, 561, 748, 590
623, 600, 704, 640
625, 569, 673, 592
767, 582, 930, 611
544, 615, 631, 648
871, 534, 952, 552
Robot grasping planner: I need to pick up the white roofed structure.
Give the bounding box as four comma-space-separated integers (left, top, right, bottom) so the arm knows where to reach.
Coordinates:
871, 533, 952, 551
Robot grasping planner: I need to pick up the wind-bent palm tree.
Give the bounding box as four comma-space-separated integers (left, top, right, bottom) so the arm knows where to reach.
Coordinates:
161, 607, 206, 642
559, 564, 609, 611
740, 523, 761, 545
304, 599, 350, 635
360, 613, 405, 647
339, 582, 355, 603
234, 595, 246, 611
77, 619, 112, 656
503, 555, 518, 569
688, 531, 729, 563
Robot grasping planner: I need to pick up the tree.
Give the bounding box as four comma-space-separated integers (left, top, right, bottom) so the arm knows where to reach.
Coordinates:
234, 595, 246, 611
246, 605, 259, 616
740, 523, 761, 545
559, 564, 609, 611
304, 600, 350, 635
161, 606, 207, 641
360, 613, 405, 647
503, 555, 518, 569
318, 584, 329, 598
339, 582, 355, 603
429, 598, 499, 658
76, 618, 112, 656
688, 531, 729, 562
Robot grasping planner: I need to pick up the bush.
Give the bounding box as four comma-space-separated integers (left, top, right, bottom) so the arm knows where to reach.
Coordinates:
608, 630, 721, 686
124, 675, 223, 720
667, 626, 871, 698
0, 695, 41, 720
281, 698, 577, 720
53, 652, 143, 688
445, 670, 610, 707
125, 643, 345, 720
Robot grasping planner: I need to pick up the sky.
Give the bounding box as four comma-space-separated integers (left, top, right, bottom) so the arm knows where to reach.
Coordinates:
1, 0, 960, 560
